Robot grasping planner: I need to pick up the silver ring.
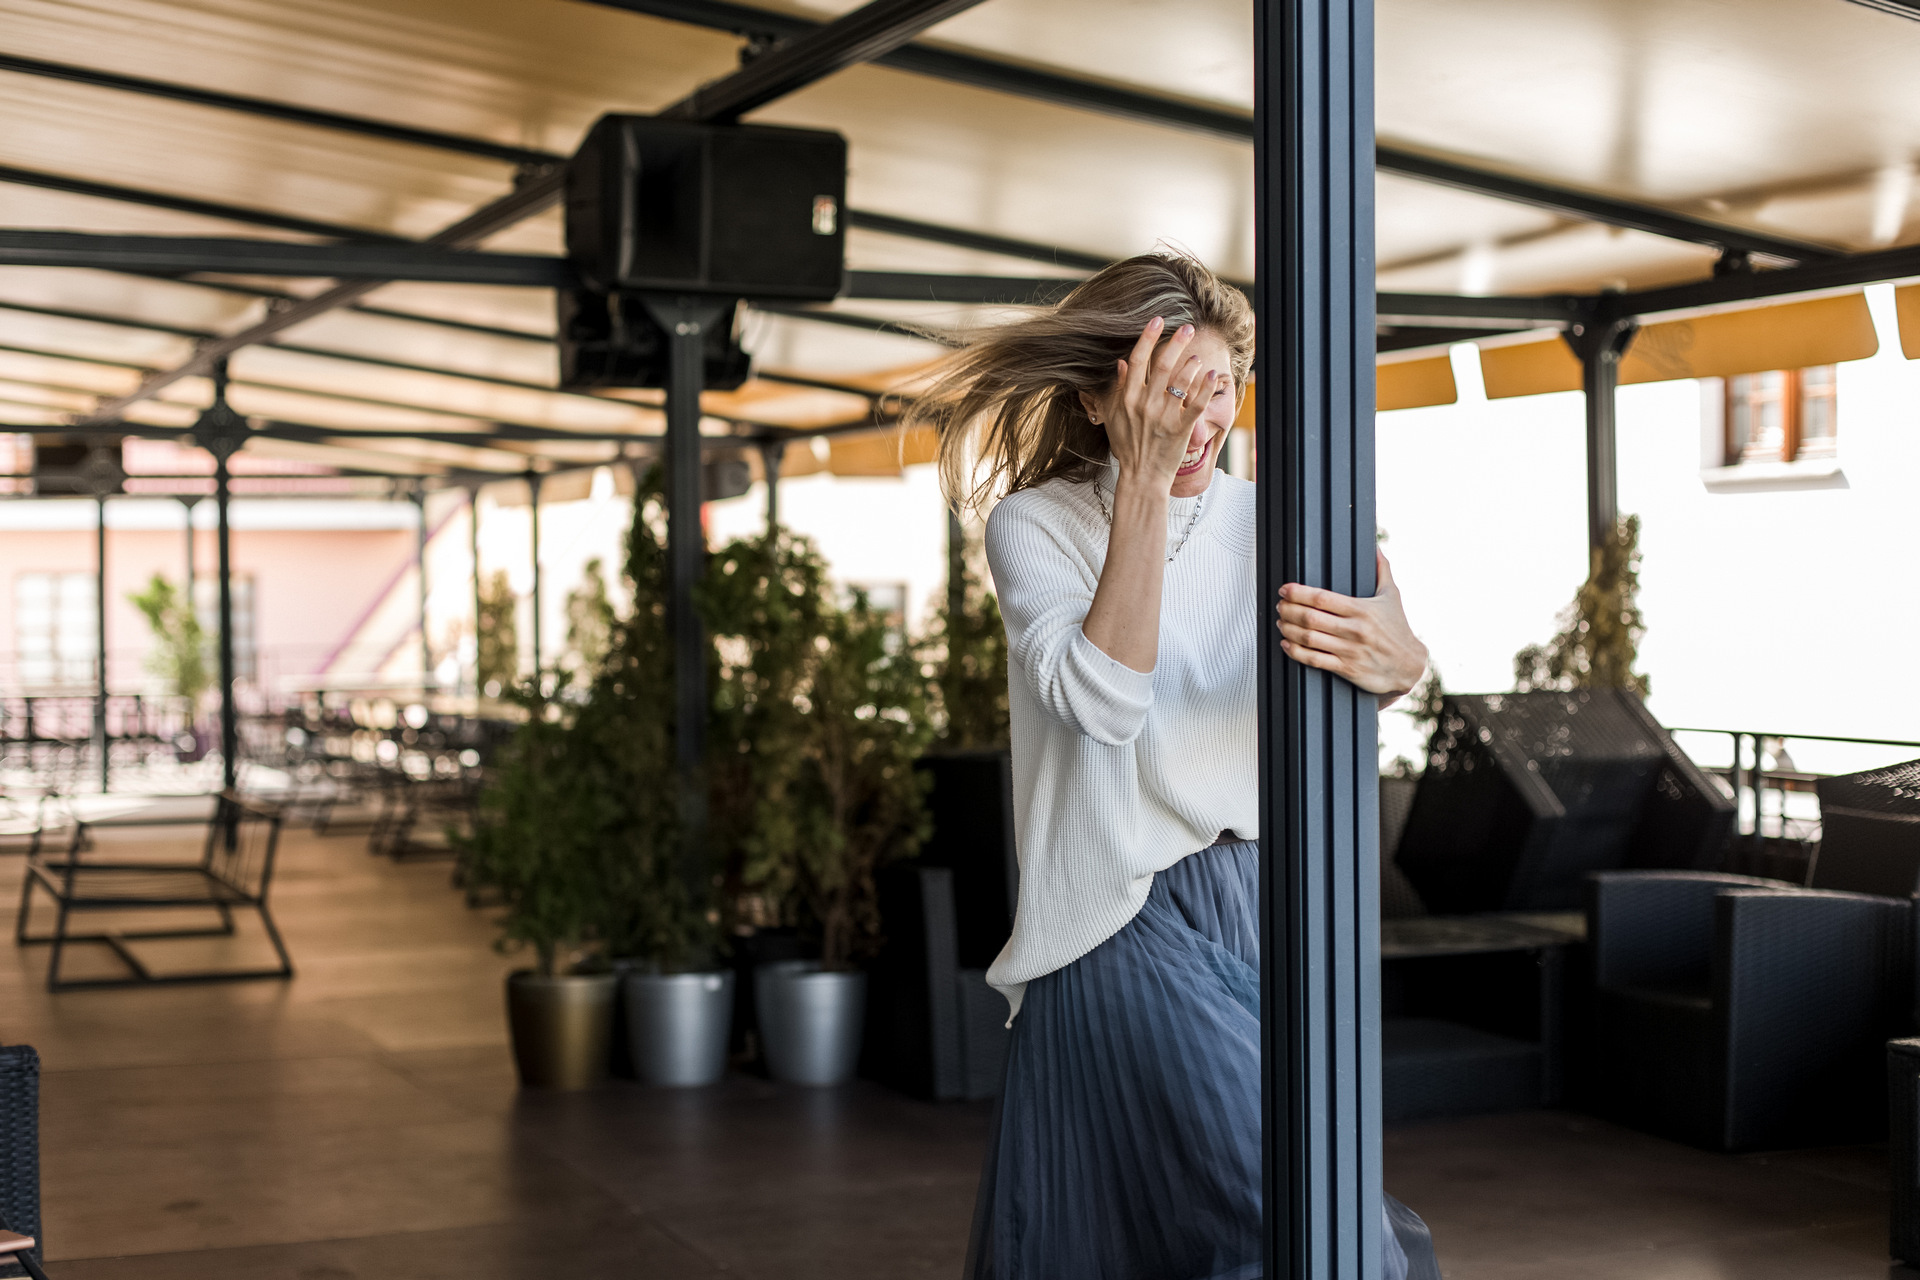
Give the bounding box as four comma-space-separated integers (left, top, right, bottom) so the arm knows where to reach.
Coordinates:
1167, 387, 1187, 400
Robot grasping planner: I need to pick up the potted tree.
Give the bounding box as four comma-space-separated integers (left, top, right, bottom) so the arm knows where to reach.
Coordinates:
702, 530, 932, 1084
591, 473, 731, 1087
460, 696, 619, 1090
128, 574, 212, 759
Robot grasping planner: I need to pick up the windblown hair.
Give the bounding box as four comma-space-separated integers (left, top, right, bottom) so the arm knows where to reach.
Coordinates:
910, 252, 1255, 515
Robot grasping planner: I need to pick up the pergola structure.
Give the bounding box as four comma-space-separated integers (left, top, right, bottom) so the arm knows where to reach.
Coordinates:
6, 0, 1920, 1273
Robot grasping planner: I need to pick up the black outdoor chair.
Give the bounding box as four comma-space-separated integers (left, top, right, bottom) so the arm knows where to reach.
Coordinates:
1587, 756, 1920, 1151
15, 792, 294, 992
0, 1045, 44, 1280
1396, 691, 1734, 914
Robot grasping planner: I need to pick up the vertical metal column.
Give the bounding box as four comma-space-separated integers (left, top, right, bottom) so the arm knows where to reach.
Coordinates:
642, 293, 727, 887
1254, 0, 1380, 1276
759, 440, 785, 534
193, 358, 246, 796
1564, 312, 1638, 555
468, 486, 482, 696
181, 497, 198, 603
412, 486, 432, 690
93, 494, 108, 793
214, 449, 237, 793
947, 508, 966, 630
526, 471, 543, 674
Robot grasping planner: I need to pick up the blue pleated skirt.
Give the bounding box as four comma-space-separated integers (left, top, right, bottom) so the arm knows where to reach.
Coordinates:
965, 839, 1438, 1280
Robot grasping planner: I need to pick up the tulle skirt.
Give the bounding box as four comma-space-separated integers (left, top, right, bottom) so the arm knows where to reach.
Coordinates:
964, 839, 1438, 1280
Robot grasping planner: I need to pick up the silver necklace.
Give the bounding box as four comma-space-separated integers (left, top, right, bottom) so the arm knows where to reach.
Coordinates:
1095, 480, 1207, 563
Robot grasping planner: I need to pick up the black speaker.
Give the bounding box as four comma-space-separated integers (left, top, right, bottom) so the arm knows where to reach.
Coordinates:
565, 115, 846, 300
556, 289, 751, 390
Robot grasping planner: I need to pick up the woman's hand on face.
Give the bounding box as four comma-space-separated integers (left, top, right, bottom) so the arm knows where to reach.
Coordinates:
1276, 551, 1428, 704
1085, 317, 1217, 492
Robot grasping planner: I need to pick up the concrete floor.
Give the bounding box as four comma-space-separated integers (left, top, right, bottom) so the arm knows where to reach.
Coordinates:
0, 809, 1894, 1278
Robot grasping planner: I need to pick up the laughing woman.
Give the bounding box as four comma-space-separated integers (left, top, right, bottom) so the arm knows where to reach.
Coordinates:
913, 253, 1440, 1280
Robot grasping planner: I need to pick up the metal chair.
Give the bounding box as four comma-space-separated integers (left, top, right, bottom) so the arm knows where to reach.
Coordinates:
14, 792, 294, 991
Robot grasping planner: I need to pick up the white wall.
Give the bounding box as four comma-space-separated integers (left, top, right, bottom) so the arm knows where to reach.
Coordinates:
1377, 287, 1920, 773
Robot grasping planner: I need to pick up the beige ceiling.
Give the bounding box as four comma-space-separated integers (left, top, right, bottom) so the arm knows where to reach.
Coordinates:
0, 0, 1916, 480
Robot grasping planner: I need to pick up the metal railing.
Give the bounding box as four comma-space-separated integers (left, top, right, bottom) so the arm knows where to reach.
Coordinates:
1668, 727, 1920, 840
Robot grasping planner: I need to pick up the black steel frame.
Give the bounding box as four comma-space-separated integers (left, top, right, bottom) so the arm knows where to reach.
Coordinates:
14, 794, 294, 992
1255, 0, 1379, 1272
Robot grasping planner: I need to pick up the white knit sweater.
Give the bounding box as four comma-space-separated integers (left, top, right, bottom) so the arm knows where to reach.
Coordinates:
983, 462, 1258, 1017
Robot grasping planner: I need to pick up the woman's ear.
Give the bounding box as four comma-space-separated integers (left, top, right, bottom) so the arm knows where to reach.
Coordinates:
1077, 389, 1104, 425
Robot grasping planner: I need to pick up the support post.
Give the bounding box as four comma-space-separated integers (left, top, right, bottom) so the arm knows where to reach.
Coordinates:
93, 493, 108, 793
759, 439, 785, 534
412, 486, 431, 690
526, 471, 543, 674
468, 486, 482, 696
1564, 311, 1638, 555
192, 359, 246, 796
181, 496, 198, 603
214, 450, 237, 793
1254, 0, 1380, 1276
642, 293, 728, 895
946, 507, 966, 629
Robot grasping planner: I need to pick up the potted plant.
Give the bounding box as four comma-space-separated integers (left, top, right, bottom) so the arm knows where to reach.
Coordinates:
701, 529, 932, 1085
128, 574, 212, 759
589, 473, 731, 1087
460, 693, 619, 1090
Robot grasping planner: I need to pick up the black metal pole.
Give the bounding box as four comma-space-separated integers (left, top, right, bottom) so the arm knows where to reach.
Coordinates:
759, 440, 785, 534
526, 471, 543, 674
412, 486, 431, 690
468, 486, 482, 696
642, 293, 728, 890
93, 493, 108, 793
1565, 312, 1638, 556
181, 497, 198, 603
215, 447, 237, 793
1255, 0, 1380, 1275
947, 507, 966, 629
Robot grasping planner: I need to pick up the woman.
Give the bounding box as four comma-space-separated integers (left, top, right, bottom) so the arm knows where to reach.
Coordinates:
913, 253, 1440, 1280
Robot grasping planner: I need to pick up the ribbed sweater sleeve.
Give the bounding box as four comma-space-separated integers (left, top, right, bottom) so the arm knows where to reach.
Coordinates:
986, 495, 1157, 746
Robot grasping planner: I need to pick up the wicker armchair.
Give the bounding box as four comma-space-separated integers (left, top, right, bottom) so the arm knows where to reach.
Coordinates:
1588, 867, 1912, 1151
1397, 691, 1733, 914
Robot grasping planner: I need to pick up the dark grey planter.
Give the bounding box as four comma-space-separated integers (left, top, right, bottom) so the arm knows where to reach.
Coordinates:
756, 961, 866, 1086
621, 970, 734, 1087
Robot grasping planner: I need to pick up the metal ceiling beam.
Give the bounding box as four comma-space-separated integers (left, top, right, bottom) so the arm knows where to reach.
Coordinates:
1608, 239, 1920, 318
1375, 291, 1584, 324
1373, 149, 1839, 265
0, 230, 570, 287
0, 52, 555, 167
593, 0, 1842, 263
6, 31, 1846, 271
0, 163, 408, 244
843, 269, 1079, 305
0, 298, 577, 397
76, 0, 981, 425
846, 209, 1113, 272
586, 0, 1253, 136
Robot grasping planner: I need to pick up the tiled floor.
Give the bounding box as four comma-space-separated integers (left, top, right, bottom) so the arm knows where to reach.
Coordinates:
0, 803, 1894, 1278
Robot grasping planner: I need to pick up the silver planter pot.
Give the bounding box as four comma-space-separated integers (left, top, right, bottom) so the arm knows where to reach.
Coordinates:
756, 961, 867, 1086
622, 970, 734, 1087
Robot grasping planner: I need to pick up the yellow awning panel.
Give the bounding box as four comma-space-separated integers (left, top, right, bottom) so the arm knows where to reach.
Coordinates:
1226, 355, 1457, 431
1896, 286, 1920, 361
1481, 293, 1881, 399
1378, 354, 1458, 411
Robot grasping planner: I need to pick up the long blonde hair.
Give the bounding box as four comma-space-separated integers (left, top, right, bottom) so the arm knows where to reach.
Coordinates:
909, 252, 1255, 515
